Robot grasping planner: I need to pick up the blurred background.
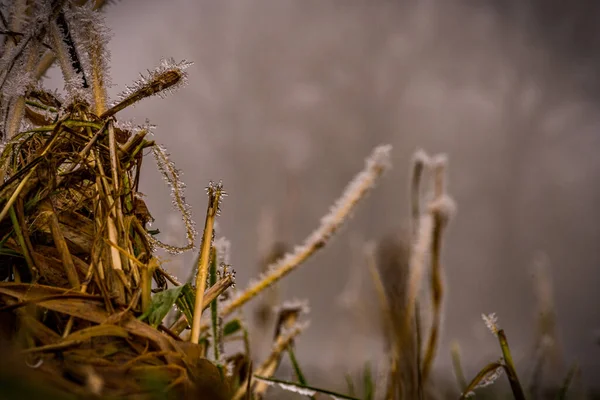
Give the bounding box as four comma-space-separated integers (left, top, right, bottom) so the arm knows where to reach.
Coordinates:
47, 0, 600, 394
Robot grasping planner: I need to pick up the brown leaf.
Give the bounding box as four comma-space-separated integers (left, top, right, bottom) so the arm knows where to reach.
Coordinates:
24, 106, 54, 126
0, 283, 181, 365
174, 343, 231, 400
64, 324, 129, 342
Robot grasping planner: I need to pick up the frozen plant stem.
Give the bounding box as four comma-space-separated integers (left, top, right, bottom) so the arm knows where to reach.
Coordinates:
149, 144, 197, 254
101, 58, 191, 119
422, 157, 452, 384
410, 149, 429, 240
221, 145, 392, 318
460, 361, 504, 399
190, 181, 223, 344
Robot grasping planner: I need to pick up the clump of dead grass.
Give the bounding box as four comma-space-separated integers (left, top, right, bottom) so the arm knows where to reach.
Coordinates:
0, 2, 392, 398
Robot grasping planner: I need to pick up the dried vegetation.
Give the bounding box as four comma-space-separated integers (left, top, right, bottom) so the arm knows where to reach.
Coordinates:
0, 1, 585, 399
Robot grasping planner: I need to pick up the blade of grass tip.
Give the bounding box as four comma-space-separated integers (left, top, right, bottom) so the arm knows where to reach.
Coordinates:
450, 341, 467, 392
363, 361, 375, 400
459, 361, 504, 400
100, 58, 192, 119
556, 363, 579, 400
221, 144, 392, 319
253, 375, 361, 400
410, 149, 429, 239
190, 181, 224, 344
497, 329, 526, 400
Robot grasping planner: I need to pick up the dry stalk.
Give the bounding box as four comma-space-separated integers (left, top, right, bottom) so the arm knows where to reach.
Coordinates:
221, 145, 392, 319
421, 155, 454, 384
366, 242, 400, 400
410, 150, 429, 239
190, 181, 224, 344
39, 199, 81, 290
0, 119, 64, 224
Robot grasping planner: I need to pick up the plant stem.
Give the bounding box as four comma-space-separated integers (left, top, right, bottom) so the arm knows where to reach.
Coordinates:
190, 183, 222, 344
497, 329, 526, 400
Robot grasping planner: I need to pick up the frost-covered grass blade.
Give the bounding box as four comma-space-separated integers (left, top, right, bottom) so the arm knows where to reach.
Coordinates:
254, 375, 361, 400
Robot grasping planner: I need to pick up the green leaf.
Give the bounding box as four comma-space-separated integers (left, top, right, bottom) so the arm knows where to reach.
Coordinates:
175, 283, 195, 325
223, 318, 242, 336
287, 345, 308, 386
139, 285, 184, 328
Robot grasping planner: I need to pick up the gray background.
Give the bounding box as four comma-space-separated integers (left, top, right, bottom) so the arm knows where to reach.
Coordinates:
46, 0, 600, 392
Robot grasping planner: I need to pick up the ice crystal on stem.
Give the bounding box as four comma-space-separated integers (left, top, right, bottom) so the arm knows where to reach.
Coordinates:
148, 143, 196, 254
482, 312, 500, 336
103, 58, 192, 118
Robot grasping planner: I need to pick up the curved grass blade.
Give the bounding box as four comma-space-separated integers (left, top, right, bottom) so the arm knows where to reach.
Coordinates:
459, 361, 503, 400
497, 329, 526, 400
